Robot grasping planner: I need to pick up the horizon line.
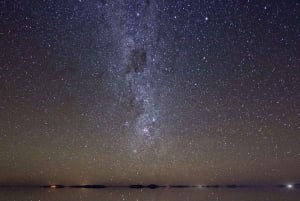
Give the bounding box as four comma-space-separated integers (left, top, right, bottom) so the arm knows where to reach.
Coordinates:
0, 183, 299, 189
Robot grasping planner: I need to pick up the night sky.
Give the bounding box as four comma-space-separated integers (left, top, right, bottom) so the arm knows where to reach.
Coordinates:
0, 0, 299, 186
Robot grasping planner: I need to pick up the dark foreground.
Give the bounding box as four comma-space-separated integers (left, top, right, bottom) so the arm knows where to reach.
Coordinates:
1, 183, 300, 189
1, 187, 300, 201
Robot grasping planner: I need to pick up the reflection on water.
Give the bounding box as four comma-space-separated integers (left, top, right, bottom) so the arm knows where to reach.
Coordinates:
0, 188, 299, 201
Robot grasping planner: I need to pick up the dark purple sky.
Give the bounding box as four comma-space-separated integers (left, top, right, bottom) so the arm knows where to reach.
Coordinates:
0, 0, 299, 185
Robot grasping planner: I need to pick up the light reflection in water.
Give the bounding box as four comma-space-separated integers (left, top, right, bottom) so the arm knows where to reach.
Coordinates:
0, 188, 299, 201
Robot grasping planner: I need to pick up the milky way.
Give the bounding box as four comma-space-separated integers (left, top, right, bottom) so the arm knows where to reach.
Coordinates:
103, 0, 165, 154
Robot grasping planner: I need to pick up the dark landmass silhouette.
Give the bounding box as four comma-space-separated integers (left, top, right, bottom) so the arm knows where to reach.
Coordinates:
205, 185, 220, 188
129, 184, 144, 188
148, 184, 161, 189
276, 184, 287, 188
1, 183, 300, 189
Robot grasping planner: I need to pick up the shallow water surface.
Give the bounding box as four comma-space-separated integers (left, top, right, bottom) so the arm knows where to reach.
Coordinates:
0, 188, 299, 201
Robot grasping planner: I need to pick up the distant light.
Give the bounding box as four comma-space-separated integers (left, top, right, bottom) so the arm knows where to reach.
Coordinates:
50, 185, 57, 188
287, 184, 293, 189
142, 127, 149, 133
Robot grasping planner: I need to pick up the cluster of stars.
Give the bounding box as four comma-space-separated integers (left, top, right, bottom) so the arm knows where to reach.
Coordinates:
0, 0, 299, 186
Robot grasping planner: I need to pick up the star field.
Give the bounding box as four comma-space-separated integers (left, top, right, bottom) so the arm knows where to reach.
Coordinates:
0, 0, 299, 186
